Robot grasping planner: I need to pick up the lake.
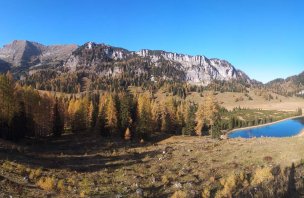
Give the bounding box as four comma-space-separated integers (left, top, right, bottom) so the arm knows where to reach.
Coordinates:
228, 116, 304, 138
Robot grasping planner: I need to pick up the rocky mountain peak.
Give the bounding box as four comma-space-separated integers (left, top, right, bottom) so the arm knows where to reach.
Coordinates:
0, 40, 77, 69
0, 40, 253, 86
0, 40, 43, 67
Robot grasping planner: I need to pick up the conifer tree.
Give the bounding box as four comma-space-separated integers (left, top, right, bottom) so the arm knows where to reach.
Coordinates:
183, 103, 197, 136
9, 102, 27, 141
118, 93, 132, 135
136, 94, 152, 138
87, 101, 94, 129
105, 94, 118, 135
52, 99, 64, 137
97, 94, 108, 136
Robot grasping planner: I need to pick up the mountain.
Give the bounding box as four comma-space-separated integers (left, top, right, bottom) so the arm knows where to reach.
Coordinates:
0, 40, 254, 91
0, 40, 77, 68
266, 72, 304, 96
64, 41, 252, 85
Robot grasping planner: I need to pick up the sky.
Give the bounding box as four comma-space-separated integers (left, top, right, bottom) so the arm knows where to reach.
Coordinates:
0, 0, 303, 83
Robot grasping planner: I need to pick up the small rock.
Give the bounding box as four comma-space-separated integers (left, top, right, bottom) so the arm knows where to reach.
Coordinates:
173, 182, 182, 189
151, 175, 156, 184
136, 188, 143, 197
190, 190, 199, 196
116, 194, 123, 198
23, 176, 29, 183
162, 150, 166, 154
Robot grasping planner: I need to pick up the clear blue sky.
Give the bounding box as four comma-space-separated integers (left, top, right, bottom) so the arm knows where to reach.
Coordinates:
0, 0, 303, 83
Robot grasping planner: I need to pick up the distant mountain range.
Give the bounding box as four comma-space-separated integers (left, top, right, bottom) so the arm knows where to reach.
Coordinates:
0, 40, 303, 95
0, 40, 252, 86
266, 72, 304, 95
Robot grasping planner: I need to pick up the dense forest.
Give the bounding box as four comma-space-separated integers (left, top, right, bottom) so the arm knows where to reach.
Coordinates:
0, 72, 302, 142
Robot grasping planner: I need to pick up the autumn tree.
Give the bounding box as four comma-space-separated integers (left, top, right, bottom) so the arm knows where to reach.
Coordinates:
0, 73, 18, 124
136, 94, 152, 138
105, 94, 118, 136
151, 101, 162, 132
96, 94, 108, 136
196, 92, 221, 137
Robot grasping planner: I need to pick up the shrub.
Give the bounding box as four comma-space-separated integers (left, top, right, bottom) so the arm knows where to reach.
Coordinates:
36, 177, 56, 191
57, 179, 66, 192
251, 167, 274, 185
216, 172, 248, 198
29, 168, 42, 180
216, 173, 238, 197
16, 164, 27, 175
171, 190, 188, 198
161, 175, 170, 185
79, 177, 92, 196
202, 187, 211, 198
2, 161, 14, 172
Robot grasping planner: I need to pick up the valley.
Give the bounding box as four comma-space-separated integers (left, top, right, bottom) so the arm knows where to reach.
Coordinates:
0, 40, 304, 197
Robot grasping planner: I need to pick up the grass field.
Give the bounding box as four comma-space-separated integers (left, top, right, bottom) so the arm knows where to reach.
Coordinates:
1, 133, 304, 197
128, 87, 304, 112
186, 90, 304, 112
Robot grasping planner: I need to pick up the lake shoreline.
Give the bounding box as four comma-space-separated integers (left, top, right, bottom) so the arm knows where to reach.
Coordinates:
296, 129, 304, 137
227, 115, 304, 137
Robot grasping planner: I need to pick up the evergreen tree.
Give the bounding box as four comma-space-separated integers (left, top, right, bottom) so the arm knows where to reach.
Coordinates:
87, 101, 95, 129
183, 103, 197, 136
97, 94, 108, 136
118, 93, 132, 136
9, 102, 27, 141
52, 99, 64, 137
161, 108, 171, 133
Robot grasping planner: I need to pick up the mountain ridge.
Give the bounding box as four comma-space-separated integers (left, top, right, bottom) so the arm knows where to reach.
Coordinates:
0, 40, 254, 86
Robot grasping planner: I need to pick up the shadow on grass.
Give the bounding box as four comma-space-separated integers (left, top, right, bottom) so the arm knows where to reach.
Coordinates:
0, 132, 171, 172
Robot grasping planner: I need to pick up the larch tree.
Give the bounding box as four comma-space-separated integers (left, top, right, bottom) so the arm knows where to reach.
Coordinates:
151, 101, 162, 132
195, 103, 205, 136
0, 73, 18, 124
136, 94, 152, 138
105, 94, 118, 136
87, 101, 94, 129
195, 92, 221, 136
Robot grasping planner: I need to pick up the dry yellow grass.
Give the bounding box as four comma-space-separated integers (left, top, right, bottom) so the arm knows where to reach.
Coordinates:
187, 91, 304, 111
171, 190, 188, 198
251, 167, 274, 185
1, 132, 304, 197
36, 177, 56, 191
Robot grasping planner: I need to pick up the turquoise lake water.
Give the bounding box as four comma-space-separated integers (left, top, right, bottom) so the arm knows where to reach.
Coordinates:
228, 117, 304, 138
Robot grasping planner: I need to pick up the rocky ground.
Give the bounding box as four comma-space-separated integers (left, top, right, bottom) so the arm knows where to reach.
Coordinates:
1, 133, 304, 197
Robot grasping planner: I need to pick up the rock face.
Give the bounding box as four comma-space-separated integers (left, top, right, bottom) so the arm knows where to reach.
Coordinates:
0, 40, 77, 68
134, 49, 248, 85
0, 40, 252, 85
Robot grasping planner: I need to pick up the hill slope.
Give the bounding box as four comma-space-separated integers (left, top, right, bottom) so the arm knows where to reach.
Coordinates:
0, 40, 253, 87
